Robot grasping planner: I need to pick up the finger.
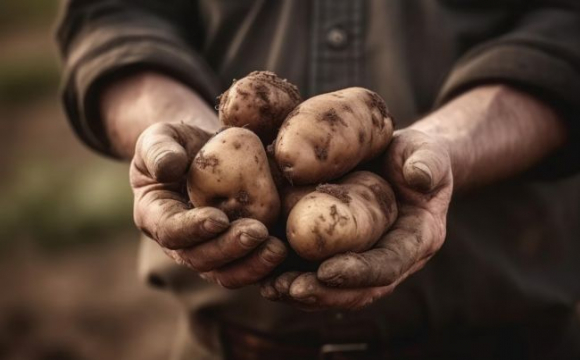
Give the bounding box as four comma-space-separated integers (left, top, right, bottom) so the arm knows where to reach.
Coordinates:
134, 181, 230, 249
171, 219, 269, 272
317, 207, 442, 288
260, 271, 302, 302
205, 237, 287, 289
403, 146, 449, 193
135, 122, 210, 182
273, 271, 302, 296
288, 273, 392, 310
260, 276, 281, 300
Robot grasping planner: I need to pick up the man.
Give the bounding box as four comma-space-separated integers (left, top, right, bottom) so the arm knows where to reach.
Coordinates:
56, 0, 580, 359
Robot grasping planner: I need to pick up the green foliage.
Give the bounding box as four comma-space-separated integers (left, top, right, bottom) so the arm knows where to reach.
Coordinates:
0, 159, 134, 251
0, 56, 60, 105
0, 0, 137, 253
0, 0, 61, 106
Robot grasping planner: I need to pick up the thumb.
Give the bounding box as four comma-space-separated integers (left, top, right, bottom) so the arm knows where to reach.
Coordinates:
402, 147, 449, 193
135, 122, 211, 183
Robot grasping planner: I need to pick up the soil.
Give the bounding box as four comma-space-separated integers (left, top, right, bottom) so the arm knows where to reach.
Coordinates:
0, 237, 180, 360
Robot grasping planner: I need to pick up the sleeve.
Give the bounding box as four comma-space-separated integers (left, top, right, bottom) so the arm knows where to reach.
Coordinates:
55, 0, 221, 156
436, 0, 580, 177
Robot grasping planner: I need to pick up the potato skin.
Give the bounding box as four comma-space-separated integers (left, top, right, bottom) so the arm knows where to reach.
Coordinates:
286, 171, 397, 261
275, 87, 394, 185
218, 71, 301, 144
187, 128, 280, 228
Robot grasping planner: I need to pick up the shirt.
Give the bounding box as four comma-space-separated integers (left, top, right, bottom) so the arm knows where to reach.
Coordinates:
56, 1, 580, 359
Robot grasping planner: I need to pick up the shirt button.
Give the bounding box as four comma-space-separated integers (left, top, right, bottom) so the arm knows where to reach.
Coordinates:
326, 27, 348, 49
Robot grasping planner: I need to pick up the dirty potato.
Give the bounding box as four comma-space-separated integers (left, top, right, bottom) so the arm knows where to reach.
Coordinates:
286, 171, 397, 261
187, 127, 281, 228
275, 88, 394, 185
218, 71, 302, 144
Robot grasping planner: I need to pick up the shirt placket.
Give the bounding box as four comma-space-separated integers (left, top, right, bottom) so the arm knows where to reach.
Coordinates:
309, 0, 365, 96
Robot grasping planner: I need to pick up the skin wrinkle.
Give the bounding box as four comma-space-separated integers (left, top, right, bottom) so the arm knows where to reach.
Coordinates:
412, 85, 566, 190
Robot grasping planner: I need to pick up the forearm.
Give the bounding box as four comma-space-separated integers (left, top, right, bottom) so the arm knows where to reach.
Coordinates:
411, 85, 567, 190
100, 71, 220, 160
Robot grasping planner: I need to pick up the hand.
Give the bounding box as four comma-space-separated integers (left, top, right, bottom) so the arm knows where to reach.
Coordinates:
99, 71, 288, 288
130, 121, 287, 288
260, 129, 452, 310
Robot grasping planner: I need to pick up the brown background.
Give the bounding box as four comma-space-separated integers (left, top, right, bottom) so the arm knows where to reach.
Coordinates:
0, 2, 179, 359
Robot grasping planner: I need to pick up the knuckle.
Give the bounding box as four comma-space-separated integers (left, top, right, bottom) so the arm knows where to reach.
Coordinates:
156, 228, 181, 250
376, 248, 404, 285
146, 122, 170, 135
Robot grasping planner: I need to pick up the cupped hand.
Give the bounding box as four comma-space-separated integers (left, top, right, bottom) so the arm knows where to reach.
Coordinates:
260, 129, 453, 310
130, 121, 287, 288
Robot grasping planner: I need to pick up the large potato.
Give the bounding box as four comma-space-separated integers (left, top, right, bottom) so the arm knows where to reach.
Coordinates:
275, 88, 394, 185
218, 71, 301, 144
280, 185, 316, 217
286, 171, 397, 261
187, 127, 280, 228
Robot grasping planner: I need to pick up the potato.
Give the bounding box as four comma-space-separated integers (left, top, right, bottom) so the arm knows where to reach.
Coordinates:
280, 185, 316, 217
286, 171, 397, 261
187, 127, 280, 228
275, 87, 394, 185
218, 71, 302, 144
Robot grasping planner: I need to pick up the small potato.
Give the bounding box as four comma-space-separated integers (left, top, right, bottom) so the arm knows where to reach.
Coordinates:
275, 88, 394, 185
218, 71, 302, 144
187, 128, 280, 228
286, 171, 397, 261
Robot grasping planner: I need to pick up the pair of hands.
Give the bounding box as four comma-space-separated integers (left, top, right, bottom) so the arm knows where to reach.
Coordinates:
131, 118, 453, 310
117, 75, 564, 311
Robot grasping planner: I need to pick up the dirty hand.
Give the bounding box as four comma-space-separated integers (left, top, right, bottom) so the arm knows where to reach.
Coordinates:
130, 121, 287, 288
101, 72, 287, 289
261, 129, 453, 310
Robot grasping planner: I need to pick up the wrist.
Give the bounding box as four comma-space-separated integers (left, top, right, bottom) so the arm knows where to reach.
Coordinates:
409, 84, 566, 190
100, 71, 219, 159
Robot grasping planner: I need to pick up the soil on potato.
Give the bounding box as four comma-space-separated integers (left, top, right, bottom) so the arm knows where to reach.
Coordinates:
316, 184, 352, 204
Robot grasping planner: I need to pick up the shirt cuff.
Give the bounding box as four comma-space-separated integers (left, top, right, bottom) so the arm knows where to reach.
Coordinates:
61, 23, 220, 157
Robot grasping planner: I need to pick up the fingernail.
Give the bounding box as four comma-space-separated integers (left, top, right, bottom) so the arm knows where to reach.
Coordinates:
290, 285, 312, 299
260, 286, 279, 300
240, 233, 262, 247
204, 219, 227, 233
275, 279, 291, 293
412, 162, 432, 185
266, 242, 287, 257
320, 273, 343, 287
263, 242, 287, 263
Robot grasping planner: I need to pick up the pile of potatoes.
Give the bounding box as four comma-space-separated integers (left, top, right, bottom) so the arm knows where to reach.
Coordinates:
187, 71, 397, 262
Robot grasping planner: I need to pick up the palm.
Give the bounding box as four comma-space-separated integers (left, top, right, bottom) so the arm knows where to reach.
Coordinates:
261, 129, 453, 310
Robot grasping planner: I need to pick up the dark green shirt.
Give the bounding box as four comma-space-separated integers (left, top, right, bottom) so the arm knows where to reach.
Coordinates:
56, 1, 580, 359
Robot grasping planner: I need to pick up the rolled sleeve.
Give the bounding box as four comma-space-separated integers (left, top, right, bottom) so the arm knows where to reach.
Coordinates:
437, 3, 580, 177
56, 1, 220, 156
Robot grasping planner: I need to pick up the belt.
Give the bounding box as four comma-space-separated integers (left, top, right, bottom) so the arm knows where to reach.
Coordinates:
219, 321, 533, 360
220, 320, 386, 360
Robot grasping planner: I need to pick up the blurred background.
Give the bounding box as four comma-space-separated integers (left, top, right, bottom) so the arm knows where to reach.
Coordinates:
0, 1, 179, 359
